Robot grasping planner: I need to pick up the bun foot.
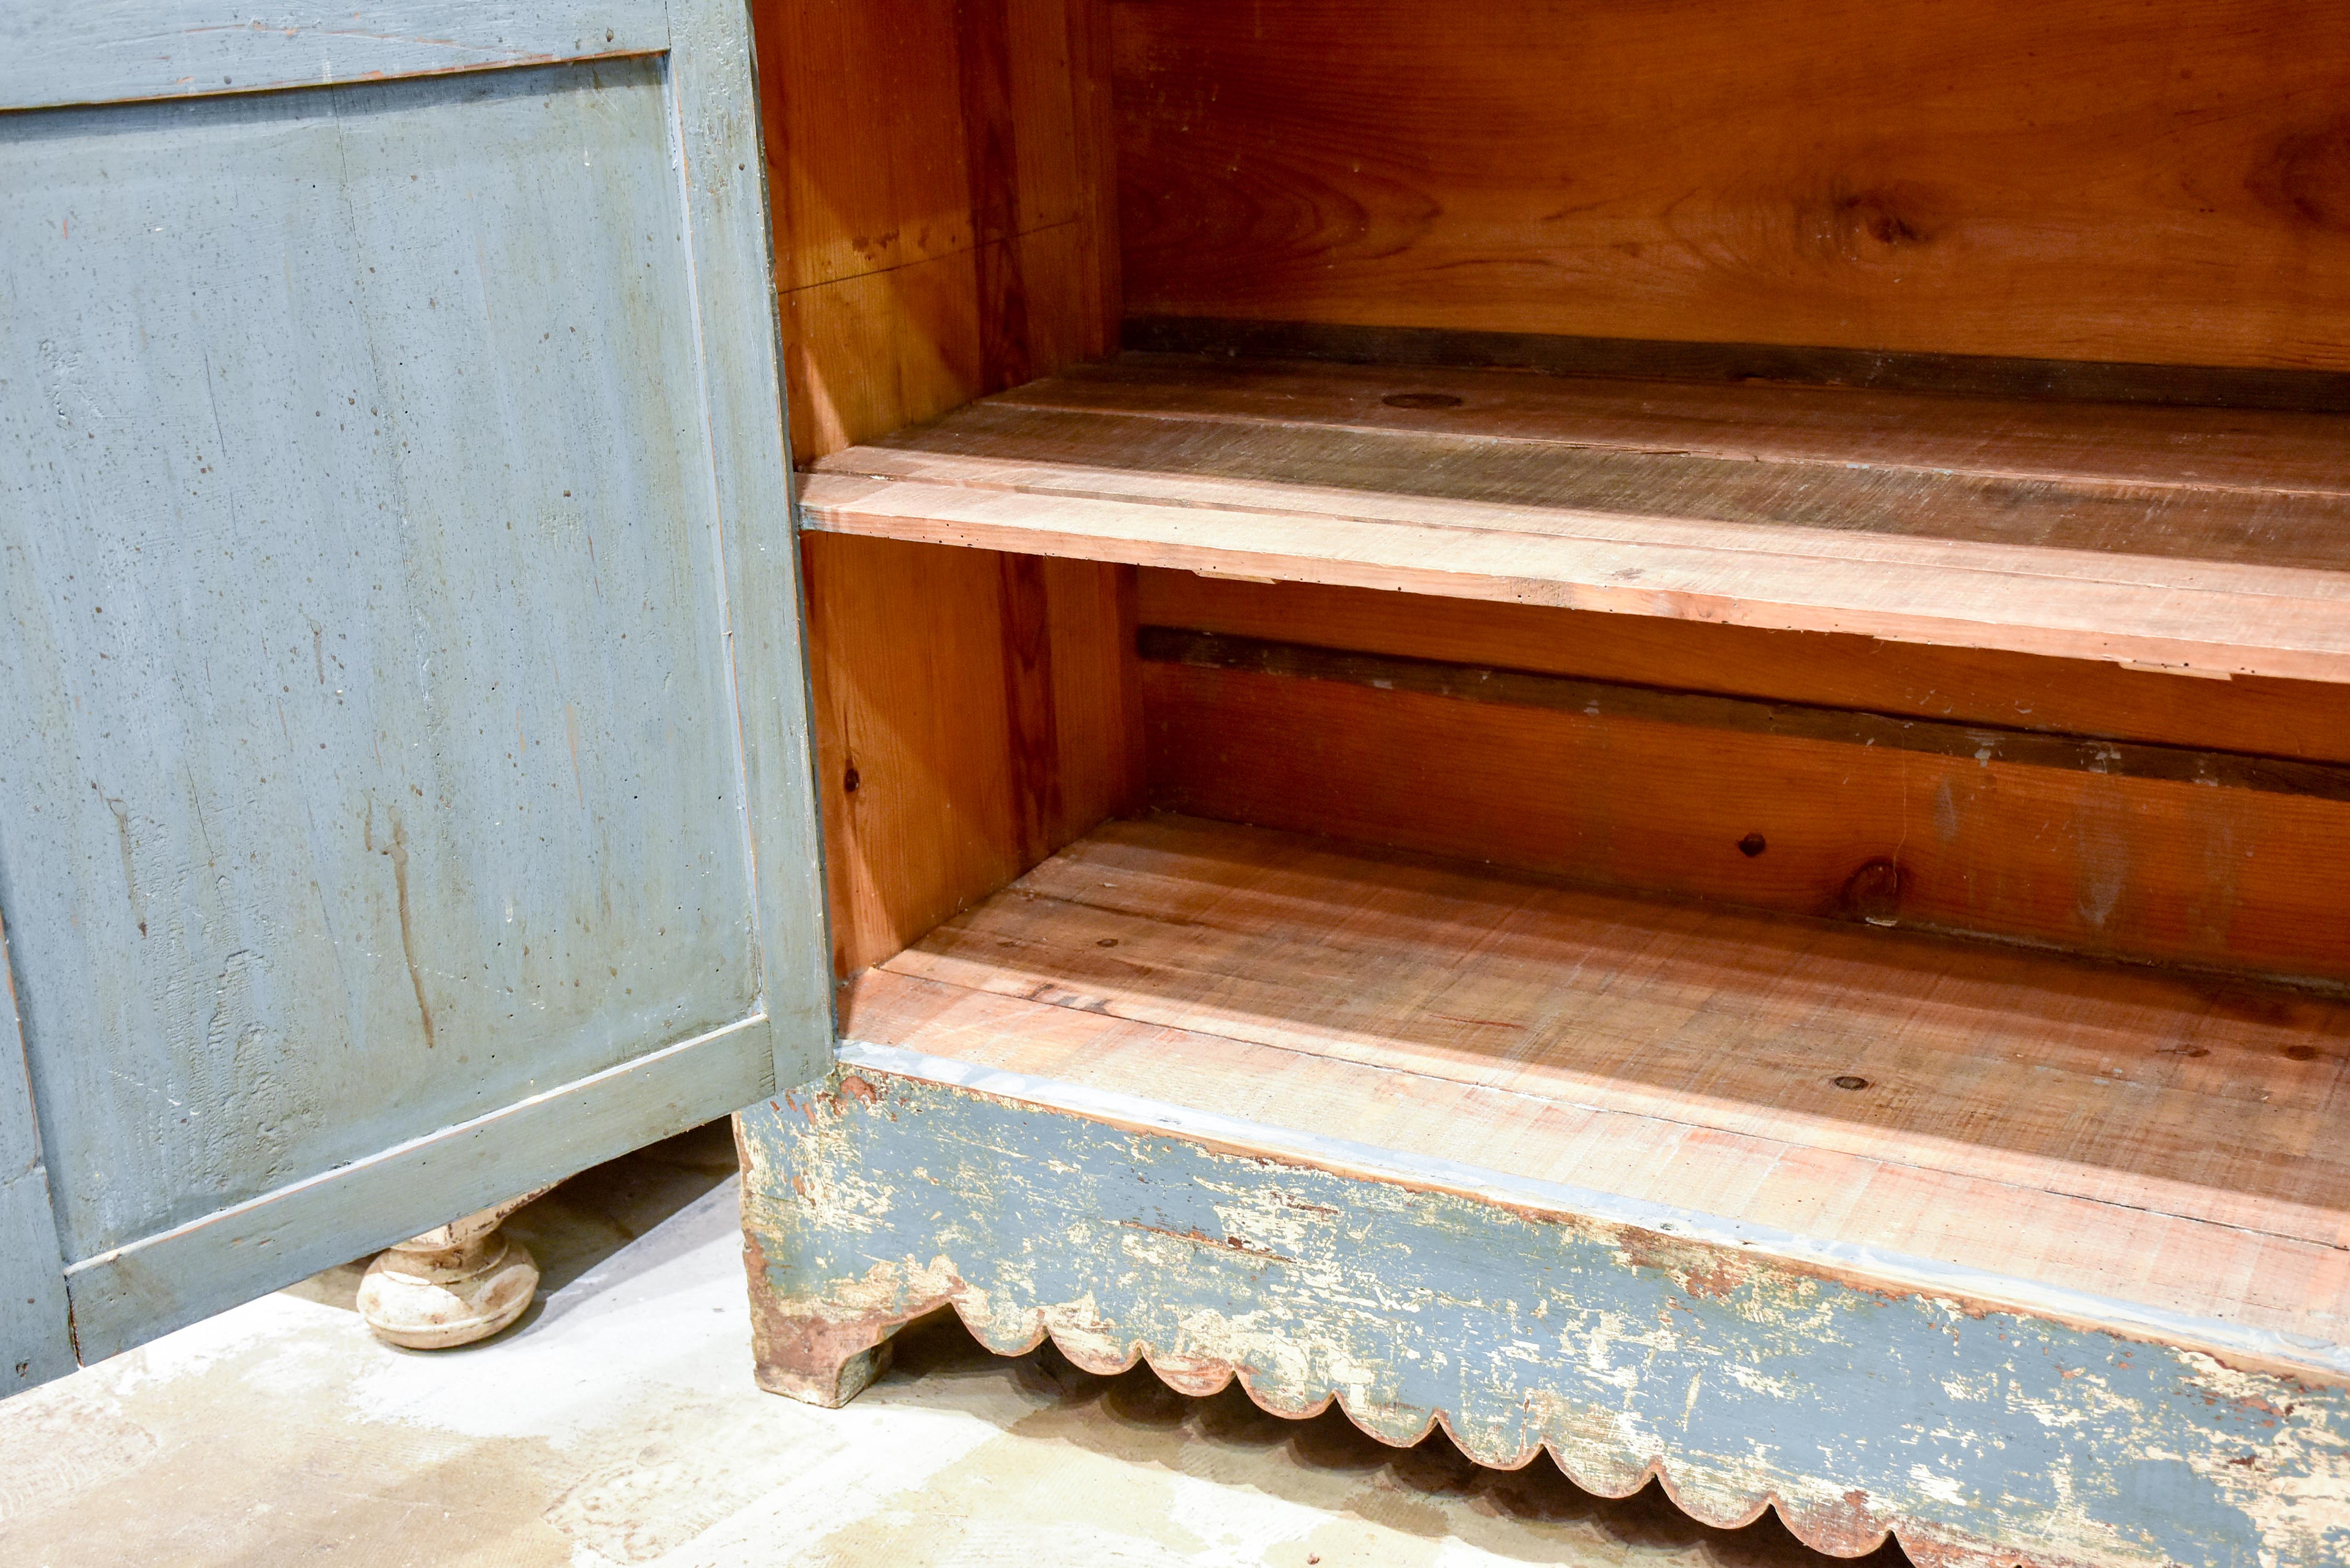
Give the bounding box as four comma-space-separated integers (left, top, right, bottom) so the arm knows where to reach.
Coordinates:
357, 1189, 550, 1350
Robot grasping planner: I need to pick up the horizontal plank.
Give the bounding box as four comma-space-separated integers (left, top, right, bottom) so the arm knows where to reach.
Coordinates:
1143, 658, 2350, 981
848, 815, 2350, 1362
1115, 0, 2350, 372
1010, 355, 2350, 502
1138, 571, 2350, 766
783, 1054, 2350, 1562
1125, 317, 2350, 416
63, 1012, 773, 1364
800, 356, 2350, 682
1142, 626, 2350, 802
0, 2, 664, 112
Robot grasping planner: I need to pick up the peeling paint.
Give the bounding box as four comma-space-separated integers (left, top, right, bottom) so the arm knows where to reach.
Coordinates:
740, 1073, 2350, 1568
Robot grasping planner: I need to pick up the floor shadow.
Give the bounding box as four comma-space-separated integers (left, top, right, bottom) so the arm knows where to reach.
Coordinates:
278, 1119, 741, 1317
878, 1310, 1916, 1567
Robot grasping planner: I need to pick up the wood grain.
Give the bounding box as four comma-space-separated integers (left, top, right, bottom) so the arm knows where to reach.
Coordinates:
1143, 657, 2350, 981
1124, 316, 2350, 416
844, 814, 2350, 1346
0, 906, 73, 1390
753, 0, 1116, 457
802, 535, 1138, 975
1139, 572, 2350, 766
800, 355, 2350, 682
1114, 0, 2350, 371
1142, 628, 2350, 801
751, 0, 1129, 978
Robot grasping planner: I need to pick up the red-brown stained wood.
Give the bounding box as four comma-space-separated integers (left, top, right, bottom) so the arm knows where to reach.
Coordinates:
1139, 571, 2350, 766
1142, 655, 2350, 982
802, 536, 1139, 976
751, 0, 1130, 976
1114, 0, 2350, 372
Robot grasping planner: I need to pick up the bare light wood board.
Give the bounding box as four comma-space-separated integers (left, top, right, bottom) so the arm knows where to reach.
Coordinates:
844, 814, 2350, 1361
797, 355, 2350, 682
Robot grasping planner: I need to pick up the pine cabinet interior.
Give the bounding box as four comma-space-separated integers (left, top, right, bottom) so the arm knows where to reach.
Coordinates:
735, 5, 2350, 1564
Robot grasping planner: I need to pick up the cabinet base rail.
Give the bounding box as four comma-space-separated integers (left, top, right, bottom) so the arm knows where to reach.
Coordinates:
738, 1062, 2350, 1568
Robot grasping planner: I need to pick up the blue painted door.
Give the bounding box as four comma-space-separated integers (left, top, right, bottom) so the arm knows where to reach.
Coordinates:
0, 0, 828, 1385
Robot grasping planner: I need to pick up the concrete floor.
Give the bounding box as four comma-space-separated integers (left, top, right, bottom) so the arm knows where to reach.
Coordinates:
0, 1124, 1909, 1567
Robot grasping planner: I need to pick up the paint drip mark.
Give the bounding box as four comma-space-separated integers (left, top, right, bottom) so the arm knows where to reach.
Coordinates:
94, 783, 145, 936
565, 701, 584, 808
384, 806, 435, 1049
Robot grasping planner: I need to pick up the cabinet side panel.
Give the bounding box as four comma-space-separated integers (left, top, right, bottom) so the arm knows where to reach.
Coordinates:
805, 537, 1137, 975
753, 0, 1130, 974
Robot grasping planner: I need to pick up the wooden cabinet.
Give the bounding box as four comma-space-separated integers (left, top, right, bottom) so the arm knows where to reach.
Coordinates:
737, 4, 2350, 1565
8, 4, 2349, 1561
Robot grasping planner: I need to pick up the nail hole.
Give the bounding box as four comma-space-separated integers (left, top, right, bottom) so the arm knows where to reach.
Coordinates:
1382, 391, 1464, 410
842, 764, 861, 793
1096, 937, 1119, 948
1737, 833, 1767, 858
1831, 1075, 1871, 1091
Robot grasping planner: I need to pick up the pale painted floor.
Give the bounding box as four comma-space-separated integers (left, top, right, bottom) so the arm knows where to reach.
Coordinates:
0, 1125, 1907, 1567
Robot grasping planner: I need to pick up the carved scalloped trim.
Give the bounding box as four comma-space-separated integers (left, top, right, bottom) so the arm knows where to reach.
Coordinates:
921, 1296, 2059, 1568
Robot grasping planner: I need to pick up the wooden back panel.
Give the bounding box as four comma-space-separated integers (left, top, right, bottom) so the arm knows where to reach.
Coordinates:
1115, 0, 2350, 372
1141, 573, 2350, 983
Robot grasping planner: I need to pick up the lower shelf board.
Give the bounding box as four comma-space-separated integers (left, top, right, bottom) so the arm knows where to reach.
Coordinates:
839, 813, 2350, 1371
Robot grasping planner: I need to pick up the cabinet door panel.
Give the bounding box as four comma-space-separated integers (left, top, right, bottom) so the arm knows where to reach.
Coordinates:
0, 0, 827, 1375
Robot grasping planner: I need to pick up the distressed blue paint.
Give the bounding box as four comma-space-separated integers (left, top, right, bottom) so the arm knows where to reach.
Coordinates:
739, 1072, 2350, 1568
0, 913, 74, 1390
0, 3, 669, 113
4, 55, 756, 1260
1, 0, 825, 1377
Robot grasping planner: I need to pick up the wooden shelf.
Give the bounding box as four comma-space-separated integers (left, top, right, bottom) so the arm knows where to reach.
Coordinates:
842, 814, 2350, 1372
798, 354, 2350, 683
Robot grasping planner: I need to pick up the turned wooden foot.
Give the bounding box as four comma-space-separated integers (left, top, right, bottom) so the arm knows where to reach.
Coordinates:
357, 1187, 552, 1350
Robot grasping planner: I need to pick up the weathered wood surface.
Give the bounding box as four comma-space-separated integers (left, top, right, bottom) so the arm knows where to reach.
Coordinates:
1123, 316, 2350, 417
802, 537, 1139, 976
0, 911, 74, 1391
1, 0, 824, 1375
847, 816, 2350, 1354
739, 1064, 2350, 1568
751, 0, 1136, 978
798, 356, 2350, 683
752, 0, 1118, 460
1139, 570, 2350, 767
1139, 637, 2350, 981
0, 1, 666, 111
1113, 0, 2350, 373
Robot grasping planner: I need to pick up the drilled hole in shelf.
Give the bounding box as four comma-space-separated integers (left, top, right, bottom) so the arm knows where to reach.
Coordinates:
1831, 1075, 1871, 1091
